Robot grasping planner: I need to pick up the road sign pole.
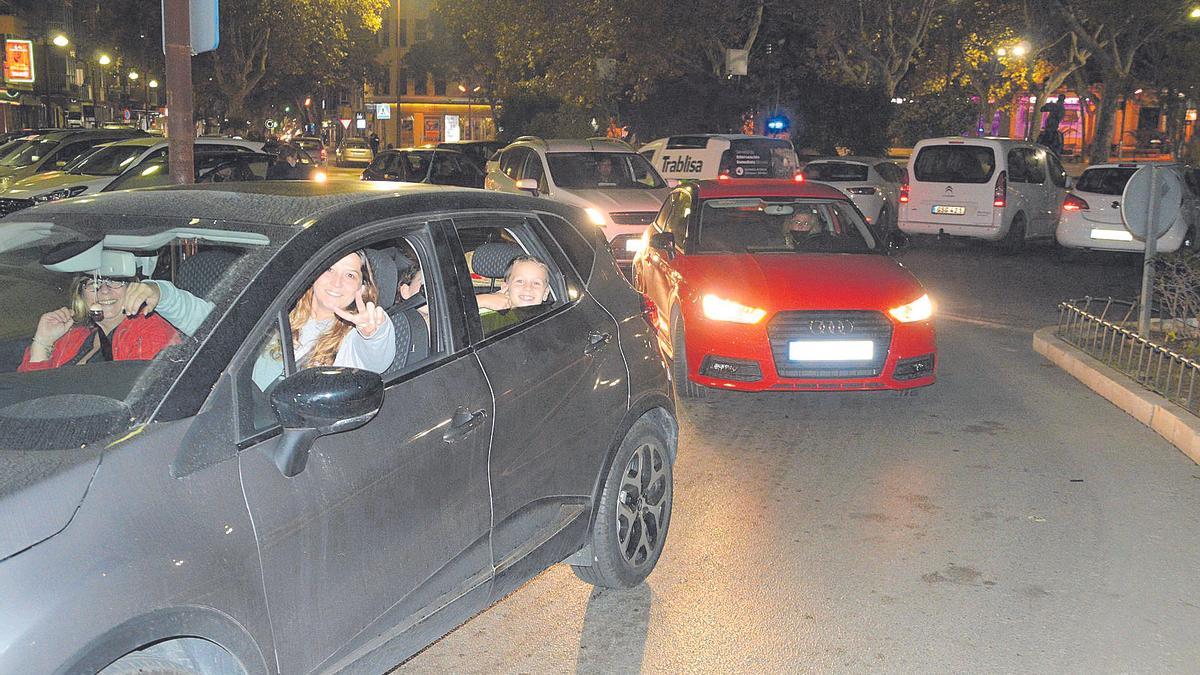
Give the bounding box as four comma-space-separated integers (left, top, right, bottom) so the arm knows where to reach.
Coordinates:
1138, 164, 1160, 335
163, 0, 194, 184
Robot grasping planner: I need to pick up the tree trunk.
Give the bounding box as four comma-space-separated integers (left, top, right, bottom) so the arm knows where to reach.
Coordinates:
1088, 74, 1126, 165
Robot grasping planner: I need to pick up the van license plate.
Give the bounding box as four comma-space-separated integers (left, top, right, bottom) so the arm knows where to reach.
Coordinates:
932, 205, 966, 215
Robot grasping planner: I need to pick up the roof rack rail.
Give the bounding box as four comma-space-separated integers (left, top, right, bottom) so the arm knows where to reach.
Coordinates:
586, 136, 635, 150
514, 135, 545, 145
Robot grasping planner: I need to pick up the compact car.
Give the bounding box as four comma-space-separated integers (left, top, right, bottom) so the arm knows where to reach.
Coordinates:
899, 136, 1070, 251
486, 136, 670, 271
437, 139, 505, 170
98, 151, 319, 191
335, 137, 374, 166
633, 178, 936, 396
802, 157, 906, 230
0, 136, 264, 215
1055, 162, 1200, 253
362, 147, 485, 187
0, 128, 147, 191
0, 182, 677, 674
292, 136, 328, 166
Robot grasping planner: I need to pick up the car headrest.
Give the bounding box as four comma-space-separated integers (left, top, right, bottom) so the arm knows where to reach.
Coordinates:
175, 248, 242, 297
472, 242, 524, 280
362, 248, 398, 308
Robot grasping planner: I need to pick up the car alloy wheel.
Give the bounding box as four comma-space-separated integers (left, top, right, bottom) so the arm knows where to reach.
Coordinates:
571, 417, 674, 588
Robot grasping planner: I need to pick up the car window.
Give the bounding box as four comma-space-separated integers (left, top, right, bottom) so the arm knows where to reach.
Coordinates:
544, 152, 665, 189
0, 217, 284, 449
875, 162, 903, 183
803, 162, 869, 182
403, 152, 433, 181
913, 145, 996, 183
237, 227, 445, 438
536, 213, 596, 282
452, 216, 567, 339
696, 198, 876, 254
0, 138, 57, 167
366, 153, 389, 174
1008, 148, 1044, 184
520, 152, 546, 191
1046, 153, 1068, 189
200, 157, 269, 182
500, 147, 527, 179
106, 158, 170, 190
430, 153, 464, 184
665, 190, 691, 240
43, 141, 98, 171
640, 149, 656, 163
1075, 167, 1137, 195
68, 144, 151, 176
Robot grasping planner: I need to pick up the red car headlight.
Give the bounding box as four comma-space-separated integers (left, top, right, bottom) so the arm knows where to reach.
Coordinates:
888, 294, 933, 323
702, 294, 766, 324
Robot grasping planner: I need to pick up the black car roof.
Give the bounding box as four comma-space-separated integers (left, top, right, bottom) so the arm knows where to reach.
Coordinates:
24, 181, 591, 230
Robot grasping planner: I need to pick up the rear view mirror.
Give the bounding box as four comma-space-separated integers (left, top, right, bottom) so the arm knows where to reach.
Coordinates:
515, 178, 539, 196
268, 367, 384, 477
649, 231, 675, 259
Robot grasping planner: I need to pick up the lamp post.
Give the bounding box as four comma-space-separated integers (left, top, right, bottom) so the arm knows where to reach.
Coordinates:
458, 84, 481, 139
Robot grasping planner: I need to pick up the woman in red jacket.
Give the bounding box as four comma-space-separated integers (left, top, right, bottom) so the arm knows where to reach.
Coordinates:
19, 276, 181, 371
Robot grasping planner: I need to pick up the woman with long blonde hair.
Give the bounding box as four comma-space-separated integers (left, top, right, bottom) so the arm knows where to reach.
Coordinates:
254, 250, 395, 387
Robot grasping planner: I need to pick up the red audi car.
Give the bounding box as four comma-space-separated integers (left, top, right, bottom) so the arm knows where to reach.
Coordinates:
632, 178, 936, 396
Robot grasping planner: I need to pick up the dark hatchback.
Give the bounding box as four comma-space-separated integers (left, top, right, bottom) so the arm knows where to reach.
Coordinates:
0, 182, 676, 673
361, 148, 485, 188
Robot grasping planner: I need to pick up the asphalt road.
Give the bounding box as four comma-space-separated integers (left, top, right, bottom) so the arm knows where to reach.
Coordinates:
395, 238, 1200, 673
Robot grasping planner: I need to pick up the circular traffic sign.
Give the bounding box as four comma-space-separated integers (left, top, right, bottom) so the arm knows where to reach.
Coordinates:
265, 119, 277, 129
1122, 165, 1183, 239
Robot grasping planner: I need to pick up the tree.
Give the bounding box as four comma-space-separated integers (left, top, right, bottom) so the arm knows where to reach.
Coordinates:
195, 0, 386, 127
1052, 0, 1193, 164
1017, 0, 1096, 141
812, 0, 946, 98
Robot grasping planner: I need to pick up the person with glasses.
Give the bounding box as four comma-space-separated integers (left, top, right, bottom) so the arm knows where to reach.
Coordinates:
19, 275, 211, 371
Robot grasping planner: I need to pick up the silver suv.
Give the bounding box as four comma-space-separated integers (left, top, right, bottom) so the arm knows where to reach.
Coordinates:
485, 137, 671, 270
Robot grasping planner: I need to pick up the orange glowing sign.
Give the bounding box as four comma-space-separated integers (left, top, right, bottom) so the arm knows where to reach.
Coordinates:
1188, 109, 1198, 122
4, 39, 34, 84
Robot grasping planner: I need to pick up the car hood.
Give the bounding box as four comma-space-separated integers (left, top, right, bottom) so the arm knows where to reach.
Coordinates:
2, 171, 110, 198
0, 449, 100, 561
555, 187, 668, 212
680, 253, 927, 312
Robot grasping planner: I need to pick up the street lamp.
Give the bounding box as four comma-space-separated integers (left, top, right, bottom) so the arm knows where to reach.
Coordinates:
458, 84, 482, 139
98, 54, 111, 65
1190, 6, 1200, 19
51, 34, 69, 48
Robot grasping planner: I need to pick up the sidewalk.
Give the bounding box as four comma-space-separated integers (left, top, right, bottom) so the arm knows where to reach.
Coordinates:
1033, 326, 1200, 465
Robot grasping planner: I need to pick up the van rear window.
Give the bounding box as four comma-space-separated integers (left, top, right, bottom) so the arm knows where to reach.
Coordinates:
913, 145, 996, 184
1075, 168, 1137, 195
725, 139, 799, 178
665, 136, 711, 150
803, 162, 869, 182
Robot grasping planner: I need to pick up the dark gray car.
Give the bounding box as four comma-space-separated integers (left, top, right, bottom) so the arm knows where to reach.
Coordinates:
0, 182, 677, 674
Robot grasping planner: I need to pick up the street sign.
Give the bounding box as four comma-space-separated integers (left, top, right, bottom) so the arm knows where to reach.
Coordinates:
376, 103, 391, 120
339, 118, 351, 129
161, 0, 219, 55
265, 119, 277, 129
1122, 164, 1182, 240
123, 108, 131, 122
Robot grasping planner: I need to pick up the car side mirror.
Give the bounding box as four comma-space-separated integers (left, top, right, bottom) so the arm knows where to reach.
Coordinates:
268, 367, 384, 477
885, 230, 910, 254
515, 178, 540, 196
649, 231, 676, 258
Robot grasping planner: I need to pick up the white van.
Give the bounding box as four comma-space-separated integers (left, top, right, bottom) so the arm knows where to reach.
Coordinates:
899, 137, 1069, 250
638, 134, 800, 182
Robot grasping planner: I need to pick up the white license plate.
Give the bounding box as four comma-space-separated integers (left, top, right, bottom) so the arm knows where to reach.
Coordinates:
789, 340, 874, 361
1089, 228, 1133, 241
932, 205, 966, 215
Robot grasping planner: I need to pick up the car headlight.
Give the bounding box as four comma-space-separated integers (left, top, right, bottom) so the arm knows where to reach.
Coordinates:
32, 186, 88, 203
584, 207, 608, 226
702, 294, 767, 324
888, 293, 933, 323
311, 170, 328, 183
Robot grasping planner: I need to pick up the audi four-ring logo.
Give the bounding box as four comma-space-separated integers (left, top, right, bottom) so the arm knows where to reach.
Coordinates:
808, 320, 853, 334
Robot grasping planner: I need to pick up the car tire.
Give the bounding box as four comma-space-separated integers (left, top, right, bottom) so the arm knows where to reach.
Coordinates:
1001, 214, 1026, 254
670, 307, 707, 399
571, 417, 674, 589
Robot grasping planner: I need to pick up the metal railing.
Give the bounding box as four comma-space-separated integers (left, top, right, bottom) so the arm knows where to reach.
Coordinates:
1057, 297, 1200, 415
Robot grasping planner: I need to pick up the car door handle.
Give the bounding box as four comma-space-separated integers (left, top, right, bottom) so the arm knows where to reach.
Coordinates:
584, 330, 611, 355
443, 407, 487, 443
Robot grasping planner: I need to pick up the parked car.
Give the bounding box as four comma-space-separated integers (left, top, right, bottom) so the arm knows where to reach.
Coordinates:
362, 147, 485, 187
0, 128, 147, 191
0, 136, 264, 216
802, 157, 907, 230
633, 178, 936, 397
637, 134, 801, 182
1055, 162, 1200, 253
486, 136, 671, 271
292, 136, 328, 166
898, 136, 1070, 251
335, 137, 374, 166
0, 181, 676, 674
100, 151, 301, 191
437, 140, 505, 171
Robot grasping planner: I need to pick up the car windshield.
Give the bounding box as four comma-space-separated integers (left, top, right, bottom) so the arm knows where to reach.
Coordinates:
403, 152, 433, 179
294, 139, 321, 151
696, 198, 876, 254
913, 145, 996, 183
343, 140, 368, 149
0, 214, 289, 450
1075, 167, 1137, 195
803, 162, 869, 182
0, 138, 57, 168
67, 144, 150, 176
546, 152, 665, 189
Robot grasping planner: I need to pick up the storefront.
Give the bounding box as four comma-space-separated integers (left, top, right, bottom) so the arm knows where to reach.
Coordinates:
369, 102, 494, 149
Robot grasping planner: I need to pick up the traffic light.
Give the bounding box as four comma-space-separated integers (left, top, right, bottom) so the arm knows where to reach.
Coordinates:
765, 115, 790, 133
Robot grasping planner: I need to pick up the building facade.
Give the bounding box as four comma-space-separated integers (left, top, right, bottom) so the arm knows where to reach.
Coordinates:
364, 0, 494, 149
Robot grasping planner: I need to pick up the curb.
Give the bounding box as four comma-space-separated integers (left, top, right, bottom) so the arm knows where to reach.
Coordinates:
1033, 326, 1200, 465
